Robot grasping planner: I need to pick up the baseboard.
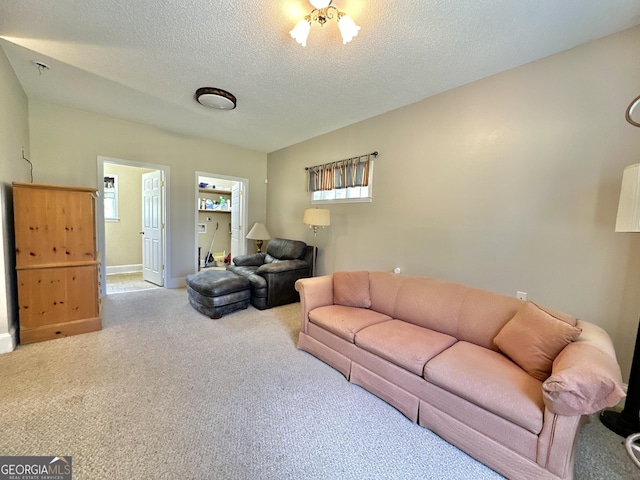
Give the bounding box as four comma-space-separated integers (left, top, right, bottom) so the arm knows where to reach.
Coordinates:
0, 325, 17, 354
106, 264, 143, 275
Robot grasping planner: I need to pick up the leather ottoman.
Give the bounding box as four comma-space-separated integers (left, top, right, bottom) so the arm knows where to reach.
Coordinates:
186, 270, 250, 319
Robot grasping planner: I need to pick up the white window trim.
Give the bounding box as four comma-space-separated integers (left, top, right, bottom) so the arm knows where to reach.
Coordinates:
311, 161, 374, 205
104, 174, 119, 221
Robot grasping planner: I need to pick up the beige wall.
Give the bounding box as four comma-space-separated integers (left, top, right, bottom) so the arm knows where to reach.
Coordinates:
0, 47, 30, 352
104, 164, 154, 268
28, 100, 267, 286
267, 26, 640, 382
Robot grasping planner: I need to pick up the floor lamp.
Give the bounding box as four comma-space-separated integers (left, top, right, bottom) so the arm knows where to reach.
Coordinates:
303, 208, 330, 277
601, 163, 640, 437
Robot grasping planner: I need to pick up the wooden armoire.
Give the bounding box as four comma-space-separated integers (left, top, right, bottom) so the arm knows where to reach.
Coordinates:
13, 182, 102, 344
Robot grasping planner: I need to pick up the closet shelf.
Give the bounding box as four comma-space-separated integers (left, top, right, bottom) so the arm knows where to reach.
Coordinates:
199, 188, 231, 195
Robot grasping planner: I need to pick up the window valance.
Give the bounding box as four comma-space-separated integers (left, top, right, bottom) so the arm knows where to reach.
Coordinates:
305, 151, 378, 192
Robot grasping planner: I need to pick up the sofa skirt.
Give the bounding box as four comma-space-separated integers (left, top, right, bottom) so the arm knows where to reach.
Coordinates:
297, 326, 583, 480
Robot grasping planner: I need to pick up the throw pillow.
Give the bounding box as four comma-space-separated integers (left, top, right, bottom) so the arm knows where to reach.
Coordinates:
494, 301, 582, 381
333, 271, 371, 308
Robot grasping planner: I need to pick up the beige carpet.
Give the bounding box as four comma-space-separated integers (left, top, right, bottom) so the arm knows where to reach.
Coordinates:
0, 288, 635, 479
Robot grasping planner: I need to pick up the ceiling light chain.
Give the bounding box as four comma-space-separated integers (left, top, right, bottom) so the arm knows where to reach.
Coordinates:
290, 0, 360, 47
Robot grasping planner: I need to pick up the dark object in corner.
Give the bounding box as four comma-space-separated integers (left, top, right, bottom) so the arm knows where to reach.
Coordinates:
600, 321, 640, 436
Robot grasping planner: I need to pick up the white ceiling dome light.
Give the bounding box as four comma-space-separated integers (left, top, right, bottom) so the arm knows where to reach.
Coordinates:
195, 87, 237, 110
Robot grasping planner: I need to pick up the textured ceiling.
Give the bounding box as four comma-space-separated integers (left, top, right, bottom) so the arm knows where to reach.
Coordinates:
1, 0, 640, 153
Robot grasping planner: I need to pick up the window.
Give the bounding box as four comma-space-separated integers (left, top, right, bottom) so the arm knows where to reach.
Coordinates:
308, 153, 376, 204
104, 175, 119, 221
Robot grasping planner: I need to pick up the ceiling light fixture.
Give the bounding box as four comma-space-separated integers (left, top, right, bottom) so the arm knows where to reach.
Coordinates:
195, 87, 237, 110
290, 0, 360, 47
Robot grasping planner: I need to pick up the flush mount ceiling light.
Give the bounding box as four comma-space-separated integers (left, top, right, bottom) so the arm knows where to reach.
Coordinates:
195, 87, 237, 110
290, 0, 360, 47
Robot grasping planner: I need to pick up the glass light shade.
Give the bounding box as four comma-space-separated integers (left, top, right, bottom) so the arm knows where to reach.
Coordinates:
616, 163, 640, 232
303, 208, 330, 227
246, 222, 271, 240
309, 0, 332, 8
338, 14, 360, 44
290, 18, 311, 47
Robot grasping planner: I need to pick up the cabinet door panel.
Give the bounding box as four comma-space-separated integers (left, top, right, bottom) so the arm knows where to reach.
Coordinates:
14, 187, 96, 268
17, 266, 99, 328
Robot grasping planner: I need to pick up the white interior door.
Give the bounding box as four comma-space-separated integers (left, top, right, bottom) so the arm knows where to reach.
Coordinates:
142, 171, 164, 286
231, 182, 241, 260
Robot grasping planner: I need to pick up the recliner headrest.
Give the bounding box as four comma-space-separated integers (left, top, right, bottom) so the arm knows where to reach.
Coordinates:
266, 238, 307, 260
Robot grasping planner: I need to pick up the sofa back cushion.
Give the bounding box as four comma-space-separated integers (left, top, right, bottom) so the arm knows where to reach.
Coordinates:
456, 287, 522, 350
390, 276, 467, 339
333, 271, 371, 308
265, 238, 306, 261
368, 272, 521, 349
368, 272, 404, 317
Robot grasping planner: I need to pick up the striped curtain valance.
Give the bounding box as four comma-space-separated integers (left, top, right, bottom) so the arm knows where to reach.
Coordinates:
306, 151, 378, 193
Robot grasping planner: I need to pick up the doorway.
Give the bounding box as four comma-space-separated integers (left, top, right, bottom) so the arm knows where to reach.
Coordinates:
195, 172, 248, 270
97, 156, 169, 296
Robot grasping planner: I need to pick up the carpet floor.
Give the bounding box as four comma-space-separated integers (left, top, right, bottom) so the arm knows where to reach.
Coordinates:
0, 288, 635, 479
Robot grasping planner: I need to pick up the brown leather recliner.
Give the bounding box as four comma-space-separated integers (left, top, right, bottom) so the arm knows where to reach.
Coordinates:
227, 238, 314, 309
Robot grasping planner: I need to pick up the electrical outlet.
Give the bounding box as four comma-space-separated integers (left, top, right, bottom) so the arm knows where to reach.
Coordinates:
516, 291, 527, 301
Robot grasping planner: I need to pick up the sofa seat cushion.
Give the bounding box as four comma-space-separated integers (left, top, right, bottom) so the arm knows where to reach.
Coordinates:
309, 305, 392, 343
424, 341, 544, 434
355, 320, 458, 376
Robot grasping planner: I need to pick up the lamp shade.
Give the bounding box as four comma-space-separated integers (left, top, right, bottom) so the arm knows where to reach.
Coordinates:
290, 18, 311, 47
246, 222, 271, 240
338, 14, 360, 44
309, 0, 331, 8
616, 163, 640, 232
303, 208, 330, 227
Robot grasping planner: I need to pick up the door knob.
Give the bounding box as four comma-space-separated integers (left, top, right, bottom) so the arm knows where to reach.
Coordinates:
139, 231, 145, 235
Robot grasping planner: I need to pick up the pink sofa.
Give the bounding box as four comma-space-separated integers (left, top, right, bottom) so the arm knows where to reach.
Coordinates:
295, 271, 625, 480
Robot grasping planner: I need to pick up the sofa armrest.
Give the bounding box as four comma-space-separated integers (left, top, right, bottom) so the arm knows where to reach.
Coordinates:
295, 275, 334, 334
233, 253, 266, 266
542, 320, 625, 416
260, 262, 312, 308
256, 259, 309, 274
